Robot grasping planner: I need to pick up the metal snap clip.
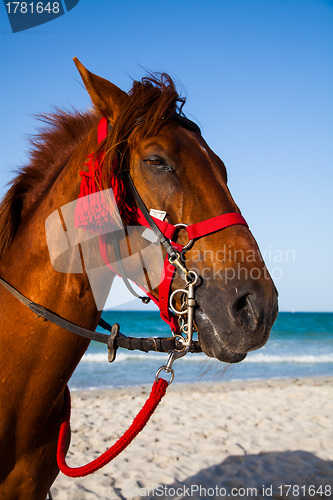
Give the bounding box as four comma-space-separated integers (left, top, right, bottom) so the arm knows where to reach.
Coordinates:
155, 347, 189, 385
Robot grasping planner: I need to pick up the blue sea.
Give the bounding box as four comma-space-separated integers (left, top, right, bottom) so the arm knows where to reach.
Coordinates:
69, 312, 333, 391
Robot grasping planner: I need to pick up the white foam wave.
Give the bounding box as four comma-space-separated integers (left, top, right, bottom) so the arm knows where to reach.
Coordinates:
81, 351, 196, 363
81, 351, 333, 364
246, 353, 333, 364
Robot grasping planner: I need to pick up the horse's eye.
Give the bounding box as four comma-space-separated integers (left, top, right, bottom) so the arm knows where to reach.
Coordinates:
145, 158, 163, 166
144, 156, 174, 172
144, 155, 164, 166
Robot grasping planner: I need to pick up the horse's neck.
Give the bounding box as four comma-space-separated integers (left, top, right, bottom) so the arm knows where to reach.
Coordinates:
0, 126, 115, 389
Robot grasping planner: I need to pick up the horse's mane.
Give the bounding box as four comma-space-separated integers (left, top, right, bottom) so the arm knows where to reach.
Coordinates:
0, 110, 99, 256
0, 72, 184, 257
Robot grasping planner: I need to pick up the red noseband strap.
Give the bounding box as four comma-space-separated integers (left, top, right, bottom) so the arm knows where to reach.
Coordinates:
186, 212, 247, 240
134, 210, 247, 243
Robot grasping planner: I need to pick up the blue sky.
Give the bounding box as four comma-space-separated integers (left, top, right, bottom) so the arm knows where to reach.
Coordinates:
0, 0, 332, 311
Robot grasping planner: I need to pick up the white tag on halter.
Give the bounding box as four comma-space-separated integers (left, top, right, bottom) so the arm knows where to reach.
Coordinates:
142, 209, 167, 243
149, 208, 167, 221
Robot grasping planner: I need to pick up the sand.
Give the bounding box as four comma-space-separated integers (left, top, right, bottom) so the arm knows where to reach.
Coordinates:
51, 377, 333, 499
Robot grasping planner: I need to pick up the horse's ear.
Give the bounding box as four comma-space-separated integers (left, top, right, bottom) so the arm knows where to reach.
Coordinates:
73, 57, 127, 122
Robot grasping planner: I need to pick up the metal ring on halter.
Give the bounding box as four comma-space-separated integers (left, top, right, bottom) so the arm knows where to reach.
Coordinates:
185, 270, 199, 286
169, 288, 188, 315
174, 223, 193, 251
155, 366, 175, 385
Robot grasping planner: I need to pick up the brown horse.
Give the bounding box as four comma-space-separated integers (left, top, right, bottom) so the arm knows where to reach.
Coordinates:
0, 59, 278, 499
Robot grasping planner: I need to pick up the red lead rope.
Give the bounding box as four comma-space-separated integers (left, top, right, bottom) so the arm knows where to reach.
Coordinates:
57, 378, 168, 477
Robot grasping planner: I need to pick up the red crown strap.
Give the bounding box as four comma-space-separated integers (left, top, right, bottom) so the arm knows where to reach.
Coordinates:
97, 116, 108, 143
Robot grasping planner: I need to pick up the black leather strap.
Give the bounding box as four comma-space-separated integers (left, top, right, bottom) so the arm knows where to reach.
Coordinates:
126, 173, 178, 260
0, 276, 201, 355
168, 112, 201, 135
0, 276, 112, 344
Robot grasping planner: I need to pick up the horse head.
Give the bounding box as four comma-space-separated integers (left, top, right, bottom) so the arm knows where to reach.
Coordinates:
75, 59, 278, 364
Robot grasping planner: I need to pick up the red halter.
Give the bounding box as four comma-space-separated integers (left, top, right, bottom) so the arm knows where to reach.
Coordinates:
78, 117, 248, 334
58, 117, 249, 476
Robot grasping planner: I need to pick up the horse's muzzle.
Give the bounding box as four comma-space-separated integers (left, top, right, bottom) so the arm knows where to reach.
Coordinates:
194, 280, 278, 363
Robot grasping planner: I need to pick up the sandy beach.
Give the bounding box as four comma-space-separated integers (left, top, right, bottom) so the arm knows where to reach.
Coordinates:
51, 377, 332, 500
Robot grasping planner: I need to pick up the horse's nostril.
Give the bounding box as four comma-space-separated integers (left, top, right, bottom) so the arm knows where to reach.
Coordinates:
233, 293, 249, 313
230, 291, 260, 330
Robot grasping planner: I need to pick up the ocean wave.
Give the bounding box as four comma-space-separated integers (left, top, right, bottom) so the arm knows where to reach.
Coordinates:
81, 351, 204, 363
245, 353, 333, 364
81, 351, 333, 364
81, 352, 169, 363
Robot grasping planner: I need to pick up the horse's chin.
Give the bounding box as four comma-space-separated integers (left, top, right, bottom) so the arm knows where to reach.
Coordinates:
195, 309, 248, 363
